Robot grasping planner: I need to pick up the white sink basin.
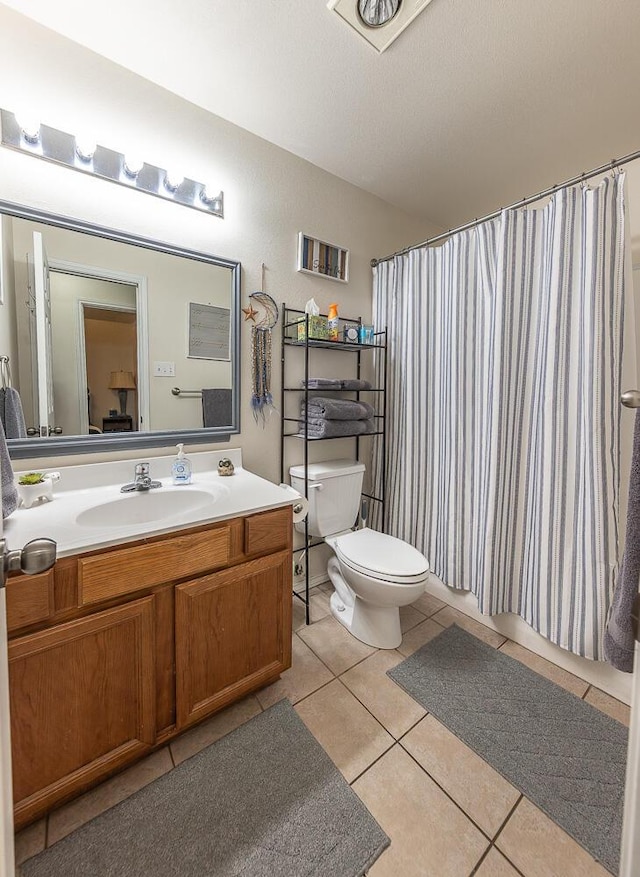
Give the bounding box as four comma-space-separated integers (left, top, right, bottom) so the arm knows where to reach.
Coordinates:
75, 487, 225, 528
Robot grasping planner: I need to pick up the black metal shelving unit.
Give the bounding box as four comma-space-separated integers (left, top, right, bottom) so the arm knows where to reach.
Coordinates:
280, 304, 387, 624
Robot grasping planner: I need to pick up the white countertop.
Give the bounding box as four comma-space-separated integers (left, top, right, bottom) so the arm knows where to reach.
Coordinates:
4, 449, 297, 558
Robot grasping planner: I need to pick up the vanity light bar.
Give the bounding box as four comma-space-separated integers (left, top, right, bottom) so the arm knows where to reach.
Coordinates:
0, 109, 224, 218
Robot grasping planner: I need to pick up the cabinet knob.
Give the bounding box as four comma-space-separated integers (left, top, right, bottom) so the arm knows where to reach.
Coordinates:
0, 537, 57, 587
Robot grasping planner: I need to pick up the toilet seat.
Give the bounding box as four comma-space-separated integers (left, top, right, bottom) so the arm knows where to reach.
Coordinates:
334, 528, 429, 585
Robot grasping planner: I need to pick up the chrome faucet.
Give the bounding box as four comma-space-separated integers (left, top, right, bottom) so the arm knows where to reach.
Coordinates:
120, 462, 162, 493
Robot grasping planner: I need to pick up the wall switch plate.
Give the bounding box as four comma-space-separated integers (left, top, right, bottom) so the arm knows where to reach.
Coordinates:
153, 361, 175, 377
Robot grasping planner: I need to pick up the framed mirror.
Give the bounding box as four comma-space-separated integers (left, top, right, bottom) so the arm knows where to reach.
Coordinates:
0, 199, 241, 459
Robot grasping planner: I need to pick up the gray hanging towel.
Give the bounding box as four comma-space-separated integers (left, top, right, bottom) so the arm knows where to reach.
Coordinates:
202, 389, 232, 428
0, 417, 18, 518
604, 410, 640, 672
0, 387, 27, 439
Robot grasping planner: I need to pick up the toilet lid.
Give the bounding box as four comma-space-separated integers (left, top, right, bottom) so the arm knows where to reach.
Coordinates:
334, 529, 429, 582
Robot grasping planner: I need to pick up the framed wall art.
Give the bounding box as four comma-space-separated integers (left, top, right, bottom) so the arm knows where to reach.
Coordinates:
297, 232, 349, 283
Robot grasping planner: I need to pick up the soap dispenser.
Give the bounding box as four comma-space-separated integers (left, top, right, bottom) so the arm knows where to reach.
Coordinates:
172, 444, 192, 484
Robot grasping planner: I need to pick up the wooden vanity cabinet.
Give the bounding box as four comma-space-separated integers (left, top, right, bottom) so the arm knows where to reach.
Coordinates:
175, 550, 291, 728
9, 598, 156, 826
7, 506, 292, 829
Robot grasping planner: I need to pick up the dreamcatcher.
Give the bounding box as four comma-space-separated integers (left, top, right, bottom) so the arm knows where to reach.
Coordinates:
243, 263, 278, 424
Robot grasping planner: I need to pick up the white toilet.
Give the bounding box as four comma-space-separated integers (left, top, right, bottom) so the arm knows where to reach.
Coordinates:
290, 459, 429, 649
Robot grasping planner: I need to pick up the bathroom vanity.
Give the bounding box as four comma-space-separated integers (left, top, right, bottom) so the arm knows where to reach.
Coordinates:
3, 450, 294, 828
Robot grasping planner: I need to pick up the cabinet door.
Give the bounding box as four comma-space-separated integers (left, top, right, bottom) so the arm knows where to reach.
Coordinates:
9, 596, 156, 828
175, 550, 292, 729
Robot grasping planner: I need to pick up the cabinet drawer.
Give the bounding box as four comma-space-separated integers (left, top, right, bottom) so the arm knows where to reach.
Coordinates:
78, 526, 230, 605
6, 571, 54, 633
244, 507, 291, 556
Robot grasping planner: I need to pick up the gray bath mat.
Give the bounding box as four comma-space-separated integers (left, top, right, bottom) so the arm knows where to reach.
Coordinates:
388, 625, 627, 875
22, 699, 389, 877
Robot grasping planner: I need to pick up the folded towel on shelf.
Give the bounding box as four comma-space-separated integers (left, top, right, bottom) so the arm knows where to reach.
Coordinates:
0, 418, 18, 518
202, 389, 233, 428
0, 387, 27, 439
300, 378, 342, 389
301, 397, 375, 420
340, 379, 372, 390
298, 417, 377, 439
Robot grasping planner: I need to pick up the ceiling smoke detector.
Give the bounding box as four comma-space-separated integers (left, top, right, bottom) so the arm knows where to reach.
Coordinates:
328, 0, 435, 53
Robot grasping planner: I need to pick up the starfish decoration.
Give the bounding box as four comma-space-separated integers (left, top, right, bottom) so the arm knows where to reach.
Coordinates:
242, 303, 258, 321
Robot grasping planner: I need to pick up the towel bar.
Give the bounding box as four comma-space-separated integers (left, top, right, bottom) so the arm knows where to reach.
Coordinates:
171, 387, 202, 397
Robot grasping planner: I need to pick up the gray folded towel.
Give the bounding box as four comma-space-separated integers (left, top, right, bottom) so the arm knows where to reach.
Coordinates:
0, 387, 27, 439
0, 418, 18, 518
301, 397, 375, 420
340, 379, 372, 390
202, 389, 232, 428
299, 418, 377, 438
301, 378, 342, 389
604, 410, 640, 671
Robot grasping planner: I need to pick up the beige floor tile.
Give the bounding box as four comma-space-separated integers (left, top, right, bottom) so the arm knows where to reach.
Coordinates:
48, 747, 173, 845
584, 686, 631, 726
255, 632, 334, 709
397, 617, 446, 657
431, 605, 507, 648
354, 745, 488, 877
412, 592, 447, 618
297, 614, 376, 674
399, 604, 426, 633
292, 590, 331, 630
341, 650, 427, 738
496, 797, 610, 877
170, 694, 262, 766
295, 679, 393, 782
14, 818, 46, 865
475, 847, 522, 876
402, 715, 520, 837
499, 641, 589, 697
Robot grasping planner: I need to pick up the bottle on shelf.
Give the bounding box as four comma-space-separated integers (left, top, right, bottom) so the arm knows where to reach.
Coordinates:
327, 303, 339, 341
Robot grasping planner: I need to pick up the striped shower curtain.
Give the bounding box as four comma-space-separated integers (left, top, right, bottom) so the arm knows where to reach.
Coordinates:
373, 174, 629, 659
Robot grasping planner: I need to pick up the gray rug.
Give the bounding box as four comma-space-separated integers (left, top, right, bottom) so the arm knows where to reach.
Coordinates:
388, 625, 627, 875
22, 699, 389, 877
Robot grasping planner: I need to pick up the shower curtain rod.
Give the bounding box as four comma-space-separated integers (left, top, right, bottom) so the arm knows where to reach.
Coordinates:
371, 147, 640, 267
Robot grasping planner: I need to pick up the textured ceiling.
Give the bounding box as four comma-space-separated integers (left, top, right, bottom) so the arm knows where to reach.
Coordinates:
1, 0, 639, 229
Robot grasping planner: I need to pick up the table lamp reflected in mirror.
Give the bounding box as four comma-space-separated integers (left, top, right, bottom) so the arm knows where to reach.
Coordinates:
108, 370, 136, 415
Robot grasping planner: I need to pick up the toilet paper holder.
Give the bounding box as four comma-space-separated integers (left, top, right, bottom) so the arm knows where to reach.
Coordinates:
278, 483, 309, 523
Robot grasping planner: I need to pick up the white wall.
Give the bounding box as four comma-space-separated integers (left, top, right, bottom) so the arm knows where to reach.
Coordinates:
0, 7, 436, 484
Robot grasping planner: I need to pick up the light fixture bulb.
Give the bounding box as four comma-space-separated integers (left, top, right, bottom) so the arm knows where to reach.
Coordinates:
164, 170, 183, 192
357, 0, 402, 28
16, 114, 40, 144
123, 155, 144, 177
75, 136, 97, 162
200, 186, 222, 209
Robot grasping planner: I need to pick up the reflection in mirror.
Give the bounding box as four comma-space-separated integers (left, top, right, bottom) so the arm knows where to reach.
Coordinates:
0, 202, 240, 458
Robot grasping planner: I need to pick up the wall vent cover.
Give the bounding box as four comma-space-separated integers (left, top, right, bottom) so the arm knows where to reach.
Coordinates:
327, 0, 436, 53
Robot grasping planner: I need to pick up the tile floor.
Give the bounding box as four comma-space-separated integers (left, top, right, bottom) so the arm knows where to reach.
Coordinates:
15, 584, 630, 876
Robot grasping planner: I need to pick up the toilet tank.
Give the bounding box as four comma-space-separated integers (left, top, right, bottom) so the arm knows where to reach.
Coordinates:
289, 459, 365, 537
